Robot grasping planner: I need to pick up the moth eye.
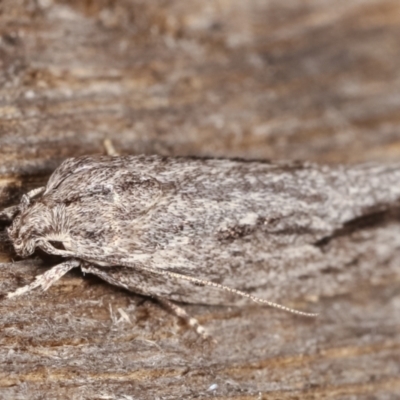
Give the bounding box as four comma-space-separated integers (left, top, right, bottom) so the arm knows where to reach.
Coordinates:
14, 239, 23, 246
49, 240, 66, 250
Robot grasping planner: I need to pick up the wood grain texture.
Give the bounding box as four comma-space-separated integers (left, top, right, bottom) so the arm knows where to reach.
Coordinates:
0, 0, 400, 399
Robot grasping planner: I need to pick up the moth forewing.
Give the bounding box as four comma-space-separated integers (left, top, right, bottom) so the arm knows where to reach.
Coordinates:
3, 155, 400, 336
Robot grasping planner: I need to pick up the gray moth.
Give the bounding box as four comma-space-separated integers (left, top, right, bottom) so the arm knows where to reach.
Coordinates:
2, 155, 400, 337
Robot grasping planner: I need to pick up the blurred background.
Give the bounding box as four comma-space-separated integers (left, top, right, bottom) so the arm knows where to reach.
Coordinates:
1, 0, 400, 175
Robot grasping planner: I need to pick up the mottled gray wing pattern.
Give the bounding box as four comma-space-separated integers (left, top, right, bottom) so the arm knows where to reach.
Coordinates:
35, 156, 400, 304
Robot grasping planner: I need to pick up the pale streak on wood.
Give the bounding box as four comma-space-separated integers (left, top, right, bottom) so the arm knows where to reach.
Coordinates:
0, 178, 21, 186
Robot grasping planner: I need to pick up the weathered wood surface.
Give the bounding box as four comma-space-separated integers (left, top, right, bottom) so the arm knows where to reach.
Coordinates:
0, 0, 400, 399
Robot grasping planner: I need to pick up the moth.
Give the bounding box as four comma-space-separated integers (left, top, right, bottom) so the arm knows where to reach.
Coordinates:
2, 155, 400, 337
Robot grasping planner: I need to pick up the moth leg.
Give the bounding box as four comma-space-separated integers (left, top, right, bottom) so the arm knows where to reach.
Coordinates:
25, 186, 45, 200
81, 264, 212, 340
20, 186, 45, 207
156, 297, 213, 341
20, 186, 46, 211
0, 187, 45, 221
7, 259, 80, 298
103, 138, 119, 156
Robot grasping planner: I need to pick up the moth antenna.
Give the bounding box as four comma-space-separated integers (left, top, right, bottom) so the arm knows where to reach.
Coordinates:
69, 251, 319, 318
128, 263, 318, 317
167, 271, 318, 317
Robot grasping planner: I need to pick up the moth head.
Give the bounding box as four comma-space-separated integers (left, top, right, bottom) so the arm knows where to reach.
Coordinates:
7, 202, 50, 257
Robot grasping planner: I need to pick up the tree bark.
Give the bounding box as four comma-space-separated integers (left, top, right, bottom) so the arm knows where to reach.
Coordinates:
0, 1, 399, 399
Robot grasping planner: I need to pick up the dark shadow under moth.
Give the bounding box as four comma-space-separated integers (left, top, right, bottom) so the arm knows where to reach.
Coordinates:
2, 155, 400, 337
